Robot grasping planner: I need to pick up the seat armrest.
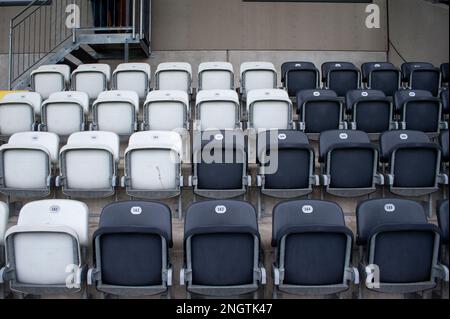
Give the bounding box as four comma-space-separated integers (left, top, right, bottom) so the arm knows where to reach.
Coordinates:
386, 174, 394, 185
345, 267, 360, 285
438, 173, 449, 185
433, 264, 449, 282
257, 175, 263, 187
321, 174, 330, 186
374, 173, 384, 185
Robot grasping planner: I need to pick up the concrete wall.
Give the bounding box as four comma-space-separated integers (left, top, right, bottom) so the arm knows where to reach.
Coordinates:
388, 0, 449, 67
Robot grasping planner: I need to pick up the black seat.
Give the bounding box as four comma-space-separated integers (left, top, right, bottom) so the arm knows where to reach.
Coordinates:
322, 62, 361, 97
89, 201, 173, 297
272, 199, 358, 297
442, 89, 449, 115
401, 62, 441, 96
361, 62, 401, 97
441, 63, 449, 85
281, 62, 320, 97
440, 130, 449, 164
356, 198, 448, 294
438, 200, 449, 247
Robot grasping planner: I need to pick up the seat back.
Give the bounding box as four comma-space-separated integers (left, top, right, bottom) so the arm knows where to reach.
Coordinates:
402, 62, 440, 96
155, 62, 192, 94
196, 90, 240, 130
281, 62, 319, 97
31, 64, 70, 99
240, 62, 277, 96
361, 62, 400, 97
113, 63, 151, 99
247, 89, 292, 130
440, 130, 449, 163
72, 64, 111, 100
198, 62, 234, 91
442, 89, 449, 115
437, 200, 449, 245
322, 62, 360, 96
0, 92, 41, 136
441, 63, 449, 84
144, 90, 189, 131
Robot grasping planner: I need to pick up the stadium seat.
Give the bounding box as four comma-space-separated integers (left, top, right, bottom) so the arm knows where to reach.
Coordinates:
71, 64, 111, 100
240, 62, 277, 99
0, 201, 8, 259
0, 92, 41, 136
401, 62, 441, 96
180, 200, 266, 297
321, 62, 361, 97
122, 131, 184, 217
256, 130, 318, 218
440, 130, 449, 166
57, 131, 120, 198
0, 132, 59, 198
0, 200, 89, 296
442, 89, 449, 115
191, 130, 250, 199
438, 200, 449, 248
380, 130, 448, 198
441, 63, 449, 86
247, 89, 293, 130
88, 201, 173, 297
198, 62, 234, 91
281, 62, 320, 97
394, 90, 444, 135
155, 62, 192, 95
40, 91, 89, 136
195, 90, 241, 131
356, 198, 449, 294
91, 90, 139, 135
112, 63, 151, 100
297, 89, 345, 137
272, 200, 358, 297
319, 130, 383, 197
346, 90, 396, 135
361, 62, 401, 97
31, 64, 71, 99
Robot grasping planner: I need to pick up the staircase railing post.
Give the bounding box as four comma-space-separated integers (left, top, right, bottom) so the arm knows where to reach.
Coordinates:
139, 0, 144, 39
132, 0, 136, 39
8, 19, 13, 90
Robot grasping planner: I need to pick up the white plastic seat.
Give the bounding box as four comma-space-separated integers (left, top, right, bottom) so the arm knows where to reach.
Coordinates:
0, 132, 59, 198
143, 90, 190, 131
198, 62, 234, 91
155, 62, 192, 94
122, 131, 183, 209
112, 63, 151, 99
247, 89, 293, 130
31, 65, 71, 99
40, 91, 89, 136
58, 131, 120, 198
0, 202, 8, 247
240, 62, 277, 98
1, 200, 88, 295
195, 90, 240, 130
71, 64, 111, 100
0, 92, 42, 136
92, 90, 139, 135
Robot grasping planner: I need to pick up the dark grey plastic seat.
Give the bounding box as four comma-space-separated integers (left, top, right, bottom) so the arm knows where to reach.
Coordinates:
272, 200, 358, 297
437, 200, 449, 246
180, 200, 266, 297
346, 90, 396, 134
321, 62, 361, 97
442, 89, 449, 115
440, 130, 449, 164
319, 130, 383, 197
281, 62, 320, 97
361, 62, 401, 97
89, 201, 173, 297
394, 90, 443, 135
401, 62, 441, 96
356, 198, 448, 294
380, 130, 447, 198
191, 130, 250, 199
296, 89, 345, 138
441, 63, 449, 85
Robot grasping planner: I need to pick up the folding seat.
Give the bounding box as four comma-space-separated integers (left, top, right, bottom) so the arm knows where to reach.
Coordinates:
442, 63, 449, 86
40, 91, 89, 136
71, 63, 111, 100
0, 92, 41, 137
272, 200, 358, 297
297, 89, 345, 138
281, 62, 320, 97
380, 130, 448, 199
155, 62, 192, 95
0, 132, 59, 198
240, 62, 277, 99
122, 131, 184, 216
247, 89, 293, 131
31, 64, 71, 99
88, 201, 173, 297
440, 130, 449, 173
112, 63, 151, 100
191, 130, 250, 199
394, 90, 444, 135
438, 200, 449, 249
356, 198, 449, 295
180, 200, 266, 297
0, 200, 89, 296
442, 89, 449, 116
321, 62, 361, 97
401, 62, 441, 96
91, 90, 139, 135
319, 130, 383, 197
361, 62, 401, 97
57, 131, 120, 198
256, 130, 318, 217
198, 62, 234, 91
195, 90, 241, 131
346, 90, 396, 135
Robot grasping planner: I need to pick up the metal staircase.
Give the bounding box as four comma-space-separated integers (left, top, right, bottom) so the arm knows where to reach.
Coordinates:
8, 0, 151, 90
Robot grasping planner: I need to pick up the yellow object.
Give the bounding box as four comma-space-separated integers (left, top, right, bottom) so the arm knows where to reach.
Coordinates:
0, 90, 29, 101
